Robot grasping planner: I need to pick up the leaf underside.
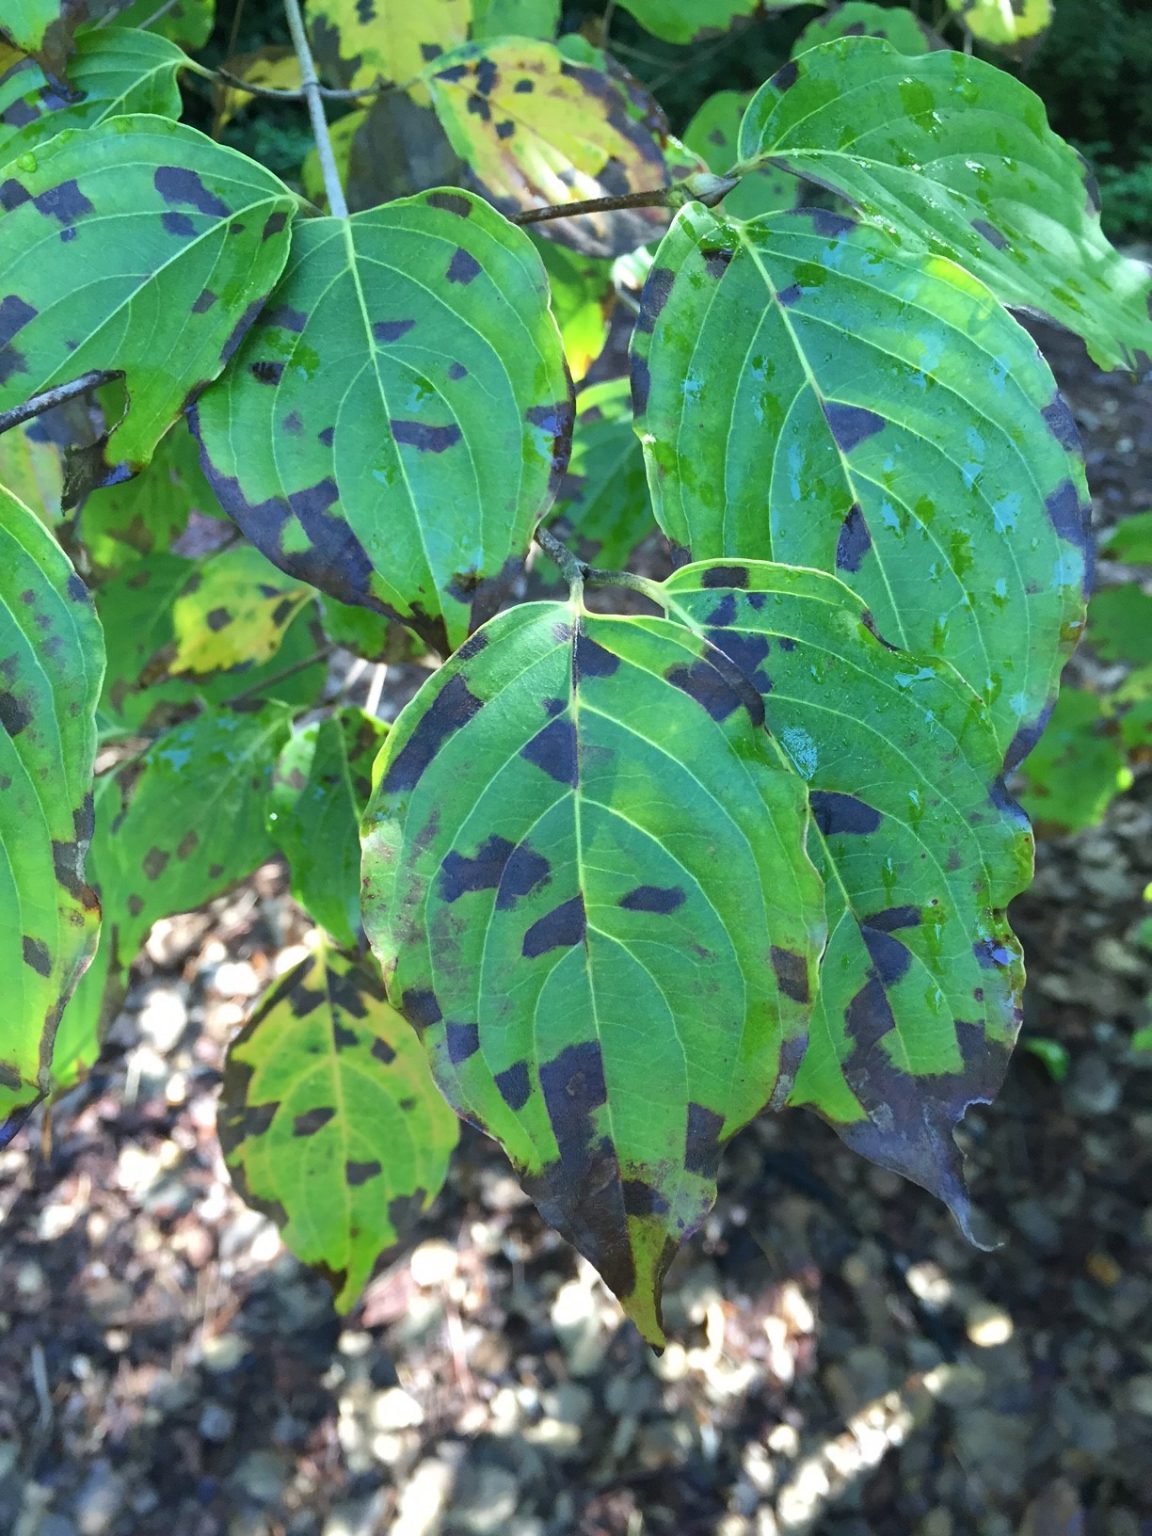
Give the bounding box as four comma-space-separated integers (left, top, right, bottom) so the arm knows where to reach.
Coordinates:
362, 600, 825, 1345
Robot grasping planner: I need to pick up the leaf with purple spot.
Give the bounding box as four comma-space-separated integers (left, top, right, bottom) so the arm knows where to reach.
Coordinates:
191, 189, 571, 653
0, 115, 295, 475
361, 598, 825, 1344
735, 38, 1152, 372
661, 559, 1034, 1237
0, 482, 103, 1137
220, 942, 458, 1311
632, 201, 1089, 754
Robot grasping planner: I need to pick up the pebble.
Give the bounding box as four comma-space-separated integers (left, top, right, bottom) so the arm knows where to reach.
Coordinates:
450, 1463, 519, 1534
198, 1402, 235, 1442
1124, 1373, 1152, 1416
408, 1240, 457, 1288
1065, 1052, 1123, 1116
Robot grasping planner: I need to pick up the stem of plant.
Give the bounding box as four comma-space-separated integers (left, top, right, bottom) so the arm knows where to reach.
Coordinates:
513, 188, 672, 228
201, 64, 394, 104
227, 644, 334, 706
0, 372, 121, 437
283, 0, 349, 219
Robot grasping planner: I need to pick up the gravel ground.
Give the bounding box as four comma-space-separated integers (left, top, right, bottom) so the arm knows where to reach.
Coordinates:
0, 326, 1149, 1536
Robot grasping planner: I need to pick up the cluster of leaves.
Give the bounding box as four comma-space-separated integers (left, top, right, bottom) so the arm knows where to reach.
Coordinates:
1, 0, 1149, 1345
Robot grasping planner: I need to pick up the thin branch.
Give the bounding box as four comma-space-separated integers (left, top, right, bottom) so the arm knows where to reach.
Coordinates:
535, 525, 587, 594
513, 188, 672, 227
283, 0, 349, 218
205, 64, 394, 103
0, 371, 120, 437
227, 644, 334, 706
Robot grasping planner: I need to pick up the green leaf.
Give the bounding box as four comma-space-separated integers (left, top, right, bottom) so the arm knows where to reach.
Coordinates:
1088, 586, 1152, 668
631, 204, 1090, 756
0, 115, 296, 477
98, 0, 214, 48
0, 27, 186, 161
97, 550, 326, 732
1015, 686, 1132, 832
100, 701, 291, 964
190, 192, 572, 654
614, 0, 804, 45
549, 379, 650, 568
318, 593, 426, 663
0, 483, 103, 1131
0, 1, 109, 82
66, 417, 213, 579
426, 41, 671, 258
945, 0, 1051, 49
1101, 512, 1152, 566
361, 600, 824, 1344
660, 560, 1033, 1233
532, 238, 614, 383
0, 419, 64, 522
471, 0, 560, 39
220, 943, 459, 1309
683, 91, 800, 221
793, 2, 938, 55
735, 38, 1152, 372
268, 708, 387, 948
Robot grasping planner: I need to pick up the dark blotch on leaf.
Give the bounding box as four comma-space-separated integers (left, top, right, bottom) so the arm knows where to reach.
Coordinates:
0, 295, 36, 348
162, 210, 196, 238
496, 120, 515, 139
865, 905, 922, 932
622, 1180, 669, 1217
845, 976, 896, 1050
381, 673, 484, 793
33, 180, 93, 225
446, 248, 481, 285
523, 894, 586, 958
262, 210, 288, 240
700, 565, 748, 589
773, 58, 800, 92
574, 631, 619, 681
154, 165, 230, 218
636, 266, 674, 333
495, 1060, 531, 1110
0, 180, 31, 211
401, 988, 442, 1034
836, 503, 872, 572
619, 885, 685, 914
392, 420, 462, 453
776, 282, 803, 307
521, 715, 577, 786
497, 843, 552, 911
440, 834, 518, 902
22, 936, 51, 977
705, 593, 736, 627
770, 947, 810, 1004
446, 1022, 480, 1063
810, 791, 882, 836
701, 246, 733, 279
142, 846, 169, 881
971, 218, 1009, 251
1041, 395, 1080, 451
250, 360, 283, 385
666, 659, 742, 722
861, 925, 912, 987
823, 401, 886, 453
206, 607, 231, 631
631, 354, 651, 417
1003, 698, 1055, 773
426, 191, 472, 216
684, 1101, 725, 1178
191, 289, 218, 314
0, 691, 30, 735
268, 304, 308, 332
371, 1037, 396, 1065
373, 318, 415, 343
293, 1106, 335, 1136
346, 1160, 383, 1185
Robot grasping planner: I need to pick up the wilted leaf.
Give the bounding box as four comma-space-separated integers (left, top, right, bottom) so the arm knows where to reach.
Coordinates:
661, 560, 1033, 1232
1, 0, 122, 83
362, 600, 824, 1344
268, 708, 387, 948
735, 38, 1152, 371
532, 238, 614, 382
549, 379, 649, 567
683, 90, 799, 222
793, 1, 939, 54
344, 92, 464, 211
0, 26, 186, 161
220, 943, 459, 1309
100, 701, 291, 963
66, 416, 213, 578
631, 204, 1090, 755
97, 550, 326, 731
0, 115, 296, 479
945, 0, 1051, 49
427, 40, 671, 258
0, 482, 103, 1133
1015, 685, 1132, 833
190, 190, 572, 654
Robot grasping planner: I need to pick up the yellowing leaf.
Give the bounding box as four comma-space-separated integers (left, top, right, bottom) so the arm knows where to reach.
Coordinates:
308, 0, 471, 104
220, 944, 459, 1309
170, 544, 310, 675
216, 46, 302, 127
946, 0, 1052, 48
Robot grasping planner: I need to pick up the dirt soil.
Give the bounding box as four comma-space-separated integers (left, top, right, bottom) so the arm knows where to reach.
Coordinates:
0, 325, 1150, 1536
